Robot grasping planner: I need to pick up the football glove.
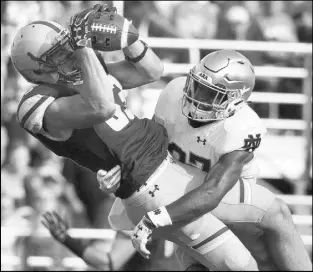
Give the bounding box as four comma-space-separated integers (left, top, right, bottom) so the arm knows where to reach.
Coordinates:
69, 4, 110, 49
131, 206, 173, 259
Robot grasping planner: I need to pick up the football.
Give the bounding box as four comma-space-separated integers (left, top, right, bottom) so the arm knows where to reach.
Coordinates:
89, 12, 139, 52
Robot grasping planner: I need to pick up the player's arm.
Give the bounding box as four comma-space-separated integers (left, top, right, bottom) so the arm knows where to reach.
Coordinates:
166, 150, 253, 223
106, 40, 164, 89
43, 47, 116, 136
42, 211, 136, 270
80, 231, 136, 271
71, 4, 163, 90
131, 150, 254, 259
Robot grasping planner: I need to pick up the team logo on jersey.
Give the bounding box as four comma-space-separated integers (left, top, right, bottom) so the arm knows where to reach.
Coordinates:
197, 136, 207, 145
242, 134, 261, 152
148, 184, 160, 197
153, 208, 161, 215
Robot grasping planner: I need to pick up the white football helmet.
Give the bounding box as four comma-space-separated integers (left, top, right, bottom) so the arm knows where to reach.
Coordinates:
182, 50, 255, 122
11, 20, 82, 85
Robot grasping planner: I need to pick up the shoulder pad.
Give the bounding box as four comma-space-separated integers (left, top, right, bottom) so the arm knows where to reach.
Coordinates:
17, 85, 56, 133
155, 77, 186, 122
215, 105, 267, 155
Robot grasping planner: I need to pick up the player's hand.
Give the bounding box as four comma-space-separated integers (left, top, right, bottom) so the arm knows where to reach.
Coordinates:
131, 215, 156, 259
69, 4, 109, 49
97, 165, 121, 193
41, 211, 69, 243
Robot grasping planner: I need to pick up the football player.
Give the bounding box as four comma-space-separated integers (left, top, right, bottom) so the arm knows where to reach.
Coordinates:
129, 50, 312, 271
12, 5, 259, 271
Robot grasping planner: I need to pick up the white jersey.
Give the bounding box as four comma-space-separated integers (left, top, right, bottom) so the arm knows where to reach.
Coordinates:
154, 77, 267, 180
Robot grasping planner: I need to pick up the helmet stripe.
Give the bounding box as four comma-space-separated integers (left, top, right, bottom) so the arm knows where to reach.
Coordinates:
30, 21, 62, 33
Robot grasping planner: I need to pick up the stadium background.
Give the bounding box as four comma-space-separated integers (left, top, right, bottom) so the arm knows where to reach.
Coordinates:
1, 1, 312, 270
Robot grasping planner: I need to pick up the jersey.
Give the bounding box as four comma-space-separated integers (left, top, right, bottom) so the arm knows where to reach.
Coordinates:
154, 77, 267, 181
93, 77, 168, 199
17, 84, 120, 173
17, 66, 168, 199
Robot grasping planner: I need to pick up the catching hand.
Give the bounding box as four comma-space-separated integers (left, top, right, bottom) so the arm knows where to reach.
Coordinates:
69, 4, 110, 49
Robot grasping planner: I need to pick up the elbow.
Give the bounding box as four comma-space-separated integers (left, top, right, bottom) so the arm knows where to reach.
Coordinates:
93, 103, 116, 121
147, 61, 164, 82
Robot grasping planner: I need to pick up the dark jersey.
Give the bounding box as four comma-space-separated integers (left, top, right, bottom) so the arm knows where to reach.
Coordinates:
17, 84, 120, 173
17, 60, 168, 198
94, 83, 168, 198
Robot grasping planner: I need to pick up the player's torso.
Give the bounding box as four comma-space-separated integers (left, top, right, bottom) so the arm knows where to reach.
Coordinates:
92, 79, 169, 187
155, 77, 264, 179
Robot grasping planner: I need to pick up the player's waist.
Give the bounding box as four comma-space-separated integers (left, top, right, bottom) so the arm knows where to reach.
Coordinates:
115, 151, 171, 199
122, 151, 172, 203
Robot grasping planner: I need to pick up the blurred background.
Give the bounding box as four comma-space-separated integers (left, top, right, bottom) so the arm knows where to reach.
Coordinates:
1, 1, 312, 271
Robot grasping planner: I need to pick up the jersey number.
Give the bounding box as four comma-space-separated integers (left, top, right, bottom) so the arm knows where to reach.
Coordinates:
168, 142, 211, 172
106, 84, 134, 131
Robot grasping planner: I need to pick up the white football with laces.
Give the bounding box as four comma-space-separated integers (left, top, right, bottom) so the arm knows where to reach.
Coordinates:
90, 13, 139, 51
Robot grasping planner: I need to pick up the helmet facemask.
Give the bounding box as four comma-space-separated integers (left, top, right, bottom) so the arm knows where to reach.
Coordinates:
182, 69, 232, 122
27, 29, 83, 85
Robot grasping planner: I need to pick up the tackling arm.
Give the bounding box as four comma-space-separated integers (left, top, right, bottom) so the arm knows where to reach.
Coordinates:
131, 150, 254, 258
106, 40, 164, 89
166, 150, 253, 224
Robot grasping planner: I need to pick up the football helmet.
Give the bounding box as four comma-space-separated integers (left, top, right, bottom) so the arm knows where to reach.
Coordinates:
182, 50, 255, 122
11, 20, 82, 85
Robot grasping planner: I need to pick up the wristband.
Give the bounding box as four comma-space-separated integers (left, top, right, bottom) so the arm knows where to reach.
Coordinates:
147, 206, 172, 228
124, 40, 148, 63
63, 235, 88, 258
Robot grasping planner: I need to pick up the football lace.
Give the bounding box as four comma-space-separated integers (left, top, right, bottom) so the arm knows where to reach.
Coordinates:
91, 23, 117, 34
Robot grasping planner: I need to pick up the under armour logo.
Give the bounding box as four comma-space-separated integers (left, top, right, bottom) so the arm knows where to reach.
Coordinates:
149, 185, 160, 197
72, 27, 82, 41
101, 37, 111, 47
242, 134, 261, 152
153, 208, 161, 215
197, 136, 207, 145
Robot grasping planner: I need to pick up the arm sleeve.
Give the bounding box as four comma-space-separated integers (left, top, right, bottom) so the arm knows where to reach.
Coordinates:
17, 93, 55, 134
17, 87, 72, 141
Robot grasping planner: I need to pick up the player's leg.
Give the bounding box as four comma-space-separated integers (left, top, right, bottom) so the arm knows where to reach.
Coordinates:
225, 222, 278, 271
162, 213, 258, 271
259, 197, 312, 271
212, 181, 312, 271
121, 156, 258, 270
